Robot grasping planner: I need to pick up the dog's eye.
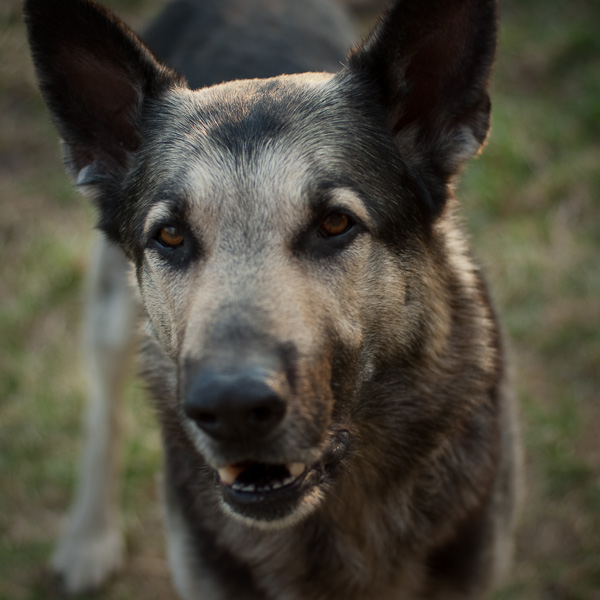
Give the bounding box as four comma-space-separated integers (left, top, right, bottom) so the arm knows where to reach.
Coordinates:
156, 225, 184, 248
319, 212, 353, 238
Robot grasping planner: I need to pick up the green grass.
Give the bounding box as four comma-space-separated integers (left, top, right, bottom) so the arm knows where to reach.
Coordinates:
1, 0, 599, 598
461, 2, 600, 597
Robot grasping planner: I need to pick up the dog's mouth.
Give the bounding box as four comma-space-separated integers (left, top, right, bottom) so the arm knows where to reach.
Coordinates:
213, 431, 350, 523
218, 461, 307, 493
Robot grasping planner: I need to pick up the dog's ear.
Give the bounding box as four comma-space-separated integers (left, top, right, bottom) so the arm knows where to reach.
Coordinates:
23, 0, 183, 185
348, 0, 497, 203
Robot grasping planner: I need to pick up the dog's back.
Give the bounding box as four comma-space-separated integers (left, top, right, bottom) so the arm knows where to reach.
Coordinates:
144, 0, 356, 88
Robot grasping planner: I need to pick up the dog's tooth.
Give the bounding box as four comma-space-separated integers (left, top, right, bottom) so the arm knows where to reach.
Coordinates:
288, 463, 306, 478
218, 465, 245, 486
271, 481, 283, 490
282, 475, 296, 486
241, 484, 256, 493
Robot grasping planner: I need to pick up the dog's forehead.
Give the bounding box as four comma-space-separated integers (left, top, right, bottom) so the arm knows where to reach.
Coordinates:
146, 72, 345, 167
139, 72, 367, 229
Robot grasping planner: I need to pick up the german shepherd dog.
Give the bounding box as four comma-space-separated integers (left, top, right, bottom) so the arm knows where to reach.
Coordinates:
24, 0, 521, 598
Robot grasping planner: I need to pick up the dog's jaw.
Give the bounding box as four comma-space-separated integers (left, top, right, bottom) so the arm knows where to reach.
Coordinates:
219, 484, 326, 531
198, 429, 351, 527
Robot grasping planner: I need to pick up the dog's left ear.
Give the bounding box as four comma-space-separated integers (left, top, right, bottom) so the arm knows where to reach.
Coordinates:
23, 0, 183, 185
348, 0, 497, 205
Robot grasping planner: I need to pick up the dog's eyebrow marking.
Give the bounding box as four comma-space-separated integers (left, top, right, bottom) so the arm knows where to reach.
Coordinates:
143, 203, 180, 237
317, 187, 373, 227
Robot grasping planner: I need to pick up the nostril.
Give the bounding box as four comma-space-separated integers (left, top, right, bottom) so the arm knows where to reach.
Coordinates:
246, 397, 286, 430
249, 405, 274, 423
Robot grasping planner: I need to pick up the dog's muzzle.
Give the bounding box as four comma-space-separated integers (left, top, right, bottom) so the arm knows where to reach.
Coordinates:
185, 366, 349, 523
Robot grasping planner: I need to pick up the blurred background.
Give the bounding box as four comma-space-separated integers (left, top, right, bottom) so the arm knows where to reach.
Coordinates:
1, 0, 598, 598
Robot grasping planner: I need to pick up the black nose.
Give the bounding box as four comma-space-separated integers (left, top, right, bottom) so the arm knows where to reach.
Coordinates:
184, 368, 287, 441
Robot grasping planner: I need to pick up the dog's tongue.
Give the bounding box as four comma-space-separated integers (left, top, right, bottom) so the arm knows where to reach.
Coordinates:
218, 462, 305, 486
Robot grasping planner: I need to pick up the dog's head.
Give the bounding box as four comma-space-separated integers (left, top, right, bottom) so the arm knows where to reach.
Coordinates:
25, 0, 497, 526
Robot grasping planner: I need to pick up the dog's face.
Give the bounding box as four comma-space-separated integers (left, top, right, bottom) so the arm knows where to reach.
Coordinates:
25, 0, 497, 525
126, 74, 427, 524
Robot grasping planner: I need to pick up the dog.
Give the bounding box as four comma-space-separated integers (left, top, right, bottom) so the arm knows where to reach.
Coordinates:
24, 0, 521, 598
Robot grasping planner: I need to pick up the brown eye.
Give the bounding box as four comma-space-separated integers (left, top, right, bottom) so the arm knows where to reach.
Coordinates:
319, 212, 353, 237
157, 225, 184, 248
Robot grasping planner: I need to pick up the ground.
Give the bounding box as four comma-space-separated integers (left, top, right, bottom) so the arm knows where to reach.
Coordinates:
1, 0, 598, 598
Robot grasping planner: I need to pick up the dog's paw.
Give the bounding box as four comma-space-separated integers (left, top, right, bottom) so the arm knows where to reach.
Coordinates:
51, 526, 124, 594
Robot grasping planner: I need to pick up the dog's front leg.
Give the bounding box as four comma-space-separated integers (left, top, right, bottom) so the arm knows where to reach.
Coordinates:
52, 237, 139, 594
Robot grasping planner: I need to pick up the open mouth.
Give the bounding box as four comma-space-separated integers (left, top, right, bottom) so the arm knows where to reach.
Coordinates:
214, 431, 350, 523
217, 461, 311, 522
218, 462, 307, 493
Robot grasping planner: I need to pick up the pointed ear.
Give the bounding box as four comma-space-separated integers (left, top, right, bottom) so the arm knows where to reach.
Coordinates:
349, 0, 497, 181
23, 0, 184, 183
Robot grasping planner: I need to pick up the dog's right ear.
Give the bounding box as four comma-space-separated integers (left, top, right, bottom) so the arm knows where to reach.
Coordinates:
23, 0, 183, 186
